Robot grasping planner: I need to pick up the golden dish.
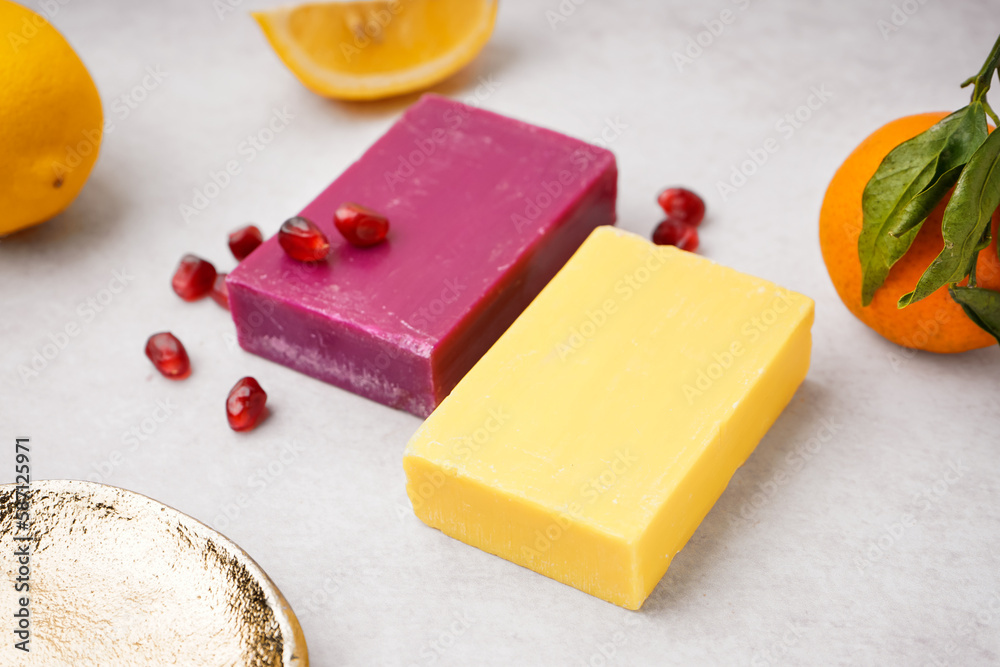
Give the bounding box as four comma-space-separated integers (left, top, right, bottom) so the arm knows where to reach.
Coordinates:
0, 479, 307, 666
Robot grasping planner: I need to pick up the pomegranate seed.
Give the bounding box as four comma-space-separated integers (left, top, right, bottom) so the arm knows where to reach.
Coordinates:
172, 254, 217, 301
211, 273, 229, 310
334, 203, 390, 247
145, 332, 191, 379
279, 216, 330, 262
226, 376, 268, 432
652, 219, 699, 252
657, 187, 706, 226
228, 225, 263, 261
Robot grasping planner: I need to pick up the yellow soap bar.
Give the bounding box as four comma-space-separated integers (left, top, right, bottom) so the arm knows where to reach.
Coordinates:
403, 227, 814, 609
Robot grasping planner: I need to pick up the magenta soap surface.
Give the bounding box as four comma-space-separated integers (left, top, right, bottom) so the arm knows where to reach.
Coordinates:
227, 94, 617, 417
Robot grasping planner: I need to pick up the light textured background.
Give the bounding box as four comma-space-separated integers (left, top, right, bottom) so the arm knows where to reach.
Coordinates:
2, 0, 999, 665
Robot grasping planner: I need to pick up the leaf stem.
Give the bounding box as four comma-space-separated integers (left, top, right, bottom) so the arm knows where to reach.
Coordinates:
964, 33, 1000, 125
985, 102, 999, 128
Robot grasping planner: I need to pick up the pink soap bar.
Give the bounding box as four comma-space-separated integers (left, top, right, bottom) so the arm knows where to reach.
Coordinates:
227, 94, 617, 417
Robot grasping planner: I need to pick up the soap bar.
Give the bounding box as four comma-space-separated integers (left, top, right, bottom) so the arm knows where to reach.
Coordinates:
227, 94, 617, 417
403, 227, 814, 609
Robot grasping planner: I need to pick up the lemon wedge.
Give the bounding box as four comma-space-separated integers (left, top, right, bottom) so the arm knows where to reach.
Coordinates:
253, 0, 498, 101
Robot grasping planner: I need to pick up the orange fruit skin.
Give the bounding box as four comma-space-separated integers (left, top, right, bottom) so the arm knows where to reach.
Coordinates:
820, 112, 1000, 353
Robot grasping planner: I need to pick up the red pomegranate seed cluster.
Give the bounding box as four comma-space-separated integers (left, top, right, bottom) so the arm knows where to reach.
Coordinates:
145, 332, 191, 379
150, 204, 389, 429
651, 187, 705, 252
148, 223, 279, 431
226, 377, 268, 431
278, 204, 389, 262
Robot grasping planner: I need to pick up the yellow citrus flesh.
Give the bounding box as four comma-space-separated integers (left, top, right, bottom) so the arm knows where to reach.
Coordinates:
253, 0, 498, 101
0, 0, 103, 236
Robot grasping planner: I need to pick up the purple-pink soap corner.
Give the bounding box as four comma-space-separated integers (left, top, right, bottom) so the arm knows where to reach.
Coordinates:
226, 93, 618, 417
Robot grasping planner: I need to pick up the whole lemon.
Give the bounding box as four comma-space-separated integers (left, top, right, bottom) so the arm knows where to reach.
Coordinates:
0, 0, 103, 236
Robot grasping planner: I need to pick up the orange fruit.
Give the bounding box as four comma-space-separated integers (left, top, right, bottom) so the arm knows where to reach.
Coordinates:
820, 112, 1000, 353
253, 0, 497, 101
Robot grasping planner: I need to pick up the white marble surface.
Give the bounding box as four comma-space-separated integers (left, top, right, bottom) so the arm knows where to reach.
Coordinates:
2, 0, 999, 665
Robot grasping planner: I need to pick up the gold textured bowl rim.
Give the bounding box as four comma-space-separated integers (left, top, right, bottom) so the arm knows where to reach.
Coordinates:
0, 479, 308, 666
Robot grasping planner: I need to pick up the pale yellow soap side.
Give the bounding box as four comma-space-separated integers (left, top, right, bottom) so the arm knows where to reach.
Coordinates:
404, 226, 814, 609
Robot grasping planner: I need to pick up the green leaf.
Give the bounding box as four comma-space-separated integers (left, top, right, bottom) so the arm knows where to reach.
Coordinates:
899, 126, 1000, 307
858, 104, 988, 306
949, 285, 1000, 345
996, 219, 1000, 263
885, 164, 965, 238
